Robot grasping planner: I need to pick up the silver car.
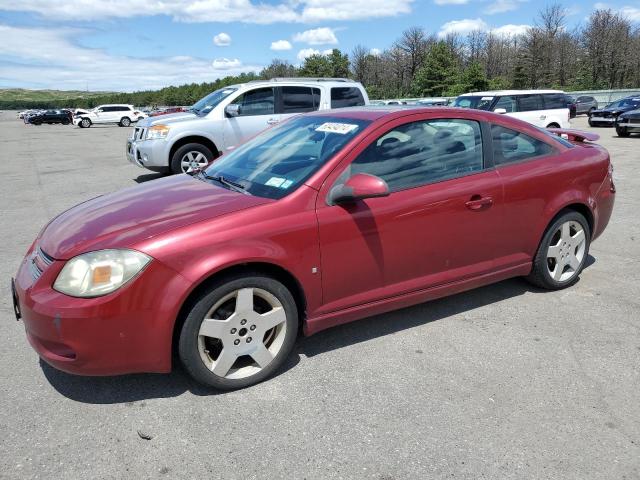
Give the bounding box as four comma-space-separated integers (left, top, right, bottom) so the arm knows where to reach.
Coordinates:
126, 78, 369, 174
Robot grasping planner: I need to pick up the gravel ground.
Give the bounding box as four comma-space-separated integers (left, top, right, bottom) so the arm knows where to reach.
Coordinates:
0, 112, 638, 480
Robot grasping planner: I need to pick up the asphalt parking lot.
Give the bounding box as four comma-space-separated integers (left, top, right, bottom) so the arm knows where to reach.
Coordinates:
0, 112, 638, 479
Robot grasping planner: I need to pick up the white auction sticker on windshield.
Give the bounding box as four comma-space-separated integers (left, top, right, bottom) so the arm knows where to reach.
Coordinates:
265, 177, 286, 187
315, 122, 358, 134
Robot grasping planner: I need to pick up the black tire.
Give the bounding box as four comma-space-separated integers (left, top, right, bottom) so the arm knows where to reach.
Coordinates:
80, 118, 91, 128
588, 118, 595, 127
62, 119, 70, 125
119, 117, 131, 127
178, 274, 299, 390
170, 143, 214, 174
546, 122, 560, 129
616, 126, 630, 137
526, 210, 591, 290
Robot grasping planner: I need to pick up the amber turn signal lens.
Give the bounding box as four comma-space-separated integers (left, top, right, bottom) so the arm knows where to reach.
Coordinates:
92, 265, 112, 284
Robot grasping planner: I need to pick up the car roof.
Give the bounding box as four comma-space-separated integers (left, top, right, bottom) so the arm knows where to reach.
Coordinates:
229, 78, 362, 89
302, 105, 487, 121
459, 89, 564, 97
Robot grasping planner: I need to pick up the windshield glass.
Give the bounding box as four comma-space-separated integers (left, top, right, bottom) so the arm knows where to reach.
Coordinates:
452, 96, 494, 110
191, 87, 237, 116
607, 98, 640, 109
203, 115, 371, 199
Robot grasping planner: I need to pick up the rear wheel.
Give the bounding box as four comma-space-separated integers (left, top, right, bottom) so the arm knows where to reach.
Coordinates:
80, 118, 91, 128
170, 143, 214, 174
178, 275, 298, 390
527, 210, 590, 290
546, 122, 560, 129
119, 117, 131, 127
62, 119, 70, 125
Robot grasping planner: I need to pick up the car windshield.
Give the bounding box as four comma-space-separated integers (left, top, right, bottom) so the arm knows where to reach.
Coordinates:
452, 96, 494, 110
191, 87, 238, 116
203, 115, 371, 199
607, 98, 640, 109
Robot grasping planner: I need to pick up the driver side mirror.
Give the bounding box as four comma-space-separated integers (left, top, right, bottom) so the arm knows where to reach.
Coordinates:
493, 108, 507, 114
328, 173, 390, 205
225, 104, 240, 117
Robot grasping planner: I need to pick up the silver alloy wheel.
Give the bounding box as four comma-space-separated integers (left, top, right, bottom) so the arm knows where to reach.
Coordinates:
546, 220, 586, 282
81, 118, 90, 128
197, 287, 287, 380
180, 151, 208, 173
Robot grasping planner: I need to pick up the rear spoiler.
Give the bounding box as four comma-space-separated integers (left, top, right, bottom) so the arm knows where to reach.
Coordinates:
547, 128, 599, 143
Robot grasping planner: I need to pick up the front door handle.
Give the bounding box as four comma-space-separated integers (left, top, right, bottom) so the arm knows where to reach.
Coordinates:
465, 195, 493, 211
540, 115, 546, 120
267, 118, 279, 125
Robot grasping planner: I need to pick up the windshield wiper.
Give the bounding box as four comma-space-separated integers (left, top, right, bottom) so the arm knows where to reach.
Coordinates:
198, 171, 250, 195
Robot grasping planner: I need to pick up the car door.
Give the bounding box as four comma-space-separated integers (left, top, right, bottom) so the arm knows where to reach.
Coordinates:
93, 107, 107, 124
222, 87, 278, 152
515, 94, 545, 127
314, 114, 504, 314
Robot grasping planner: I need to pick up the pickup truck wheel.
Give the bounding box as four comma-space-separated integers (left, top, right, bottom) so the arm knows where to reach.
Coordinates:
80, 118, 91, 128
119, 117, 131, 127
546, 122, 560, 129
616, 126, 630, 137
527, 210, 590, 290
178, 274, 298, 390
171, 143, 214, 174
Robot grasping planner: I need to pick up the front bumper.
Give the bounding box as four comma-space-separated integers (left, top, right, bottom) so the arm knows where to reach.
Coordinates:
616, 120, 640, 130
590, 116, 615, 124
13, 246, 192, 376
126, 137, 169, 171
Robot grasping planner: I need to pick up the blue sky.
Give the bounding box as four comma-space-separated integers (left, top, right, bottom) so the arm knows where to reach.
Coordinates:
0, 0, 638, 92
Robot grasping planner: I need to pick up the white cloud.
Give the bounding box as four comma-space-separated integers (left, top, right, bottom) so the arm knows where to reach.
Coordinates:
0, 0, 414, 23
491, 24, 530, 37
619, 6, 640, 20
211, 58, 242, 69
485, 0, 527, 15
296, 48, 333, 61
293, 27, 338, 45
0, 24, 260, 91
438, 18, 488, 38
270, 40, 293, 51
434, 0, 469, 4
213, 32, 231, 46
370, 48, 382, 56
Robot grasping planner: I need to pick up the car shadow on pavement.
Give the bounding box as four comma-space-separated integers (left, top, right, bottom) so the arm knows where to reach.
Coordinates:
134, 172, 167, 184
40, 255, 596, 403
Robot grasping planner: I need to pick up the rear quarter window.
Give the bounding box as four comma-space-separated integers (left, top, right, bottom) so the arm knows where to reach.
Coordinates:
331, 87, 365, 108
517, 95, 544, 112
491, 124, 555, 166
543, 94, 568, 109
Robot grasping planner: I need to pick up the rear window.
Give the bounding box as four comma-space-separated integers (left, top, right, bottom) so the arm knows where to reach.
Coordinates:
331, 87, 365, 108
280, 86, 321, 114
517, 95, 544, 112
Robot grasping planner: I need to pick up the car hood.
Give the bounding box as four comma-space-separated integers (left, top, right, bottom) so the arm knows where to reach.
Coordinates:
138, 111, 198, 127
39, 175, 271, 260
619, 108, 640, 119
593, 107, 630, 115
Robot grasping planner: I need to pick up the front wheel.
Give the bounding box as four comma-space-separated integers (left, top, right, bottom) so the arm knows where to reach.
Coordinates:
527, 210, 590, 290
178, 275, 298, 390
119, 117, 131, 127
546, 122, 560, 129
170, 143, 214, 174
616, 125, 630, 137
79, 118, 91, 128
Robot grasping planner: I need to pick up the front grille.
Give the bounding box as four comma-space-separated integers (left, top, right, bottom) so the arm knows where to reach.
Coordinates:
29, 247, 54, 281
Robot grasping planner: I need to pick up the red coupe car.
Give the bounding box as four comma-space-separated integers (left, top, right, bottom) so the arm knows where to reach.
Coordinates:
12, 107, 615, 389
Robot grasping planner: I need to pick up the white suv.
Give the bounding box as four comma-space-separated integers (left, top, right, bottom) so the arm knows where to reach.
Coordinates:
75, 104, 146, 128
127, 78, 369, 174
453, 90, 570, 129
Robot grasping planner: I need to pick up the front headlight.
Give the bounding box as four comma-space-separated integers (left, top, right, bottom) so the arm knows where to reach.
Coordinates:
53, 249, 151, 297
146, 124, 170, 140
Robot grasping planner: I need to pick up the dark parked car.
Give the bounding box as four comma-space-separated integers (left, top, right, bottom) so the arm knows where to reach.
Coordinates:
614, 108, 640, 137
13, 107, 615, 390
571, 95, 598, 115
563, 94, 577, 118
28, 109, 73, 125
589, 96, 640, 127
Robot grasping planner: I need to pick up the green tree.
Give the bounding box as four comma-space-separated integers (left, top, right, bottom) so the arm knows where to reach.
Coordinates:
411, 42, 460, 97
459, 62, 489, 93
327, 49, 350, 77
299, 54, 333, 77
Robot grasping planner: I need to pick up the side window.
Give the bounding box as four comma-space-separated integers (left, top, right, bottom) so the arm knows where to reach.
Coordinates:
331, 87, 365, 108
232, 87, 275, 116
280, 86, 319, 114
340, 119, 483, 193
491, 124, 555, 166
542, 93, 567, 110
517, 95, 543, 112
493, 96, 516, 113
